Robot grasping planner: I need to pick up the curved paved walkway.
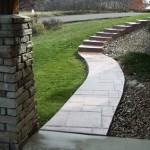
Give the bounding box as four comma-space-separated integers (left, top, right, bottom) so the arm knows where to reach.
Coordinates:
41, 52, 125, 135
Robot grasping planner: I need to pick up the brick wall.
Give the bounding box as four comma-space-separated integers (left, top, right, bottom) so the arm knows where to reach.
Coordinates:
0, 15, 38, 150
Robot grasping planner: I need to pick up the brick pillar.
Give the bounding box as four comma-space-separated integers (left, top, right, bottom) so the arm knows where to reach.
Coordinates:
0, 15, 38, 150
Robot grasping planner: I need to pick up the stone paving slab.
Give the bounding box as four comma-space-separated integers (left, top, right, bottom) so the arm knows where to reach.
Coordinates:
41, 52, 125, 135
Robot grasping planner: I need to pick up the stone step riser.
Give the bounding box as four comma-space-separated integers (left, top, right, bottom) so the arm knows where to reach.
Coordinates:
104, 29, 126, 36
124, 23, 142, 31
136, 20, 149, 27
89, 36, 112, 42
113, 25, 132, 33
83, 41, 107, 46
96, 33, 120, 39
78, 47, 104, 52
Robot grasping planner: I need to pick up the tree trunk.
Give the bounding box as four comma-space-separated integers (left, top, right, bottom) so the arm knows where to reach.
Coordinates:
0, 0, 19, 14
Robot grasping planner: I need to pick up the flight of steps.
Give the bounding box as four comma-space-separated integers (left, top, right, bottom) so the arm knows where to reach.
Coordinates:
78, 19, 150, 53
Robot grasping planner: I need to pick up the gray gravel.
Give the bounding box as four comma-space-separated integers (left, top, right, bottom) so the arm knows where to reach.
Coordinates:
107, 28, 150, 139
105, 28, 150, 58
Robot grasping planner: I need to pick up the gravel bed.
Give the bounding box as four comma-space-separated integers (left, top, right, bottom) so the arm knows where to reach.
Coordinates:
106, 28, 150, 139
105, 28, 150, 58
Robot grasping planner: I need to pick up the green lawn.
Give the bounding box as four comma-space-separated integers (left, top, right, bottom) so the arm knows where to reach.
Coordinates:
33, 14, 150, 127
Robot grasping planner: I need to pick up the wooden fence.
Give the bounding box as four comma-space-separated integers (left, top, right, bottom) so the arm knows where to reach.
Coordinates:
0, 0, 19, 14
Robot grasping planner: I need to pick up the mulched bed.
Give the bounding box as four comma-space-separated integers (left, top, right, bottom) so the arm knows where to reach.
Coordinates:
105, 28, 150, 139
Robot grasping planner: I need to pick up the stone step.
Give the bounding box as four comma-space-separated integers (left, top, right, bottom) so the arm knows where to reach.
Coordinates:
136, 20, 149, 26
89, 36, 112, 42
78, 45, 104, 52
104, 28, 126, 36
104, 28, 125, 33
125, 22, 141, 26
113, 25, 131, 30
125, 22, 141, 31
83, 39, 108, 46
113, 25, 133, 34
96, 32, 119, 39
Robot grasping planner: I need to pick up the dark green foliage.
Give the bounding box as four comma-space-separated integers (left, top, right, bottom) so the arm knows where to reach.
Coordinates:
119, 52, 150, 81
148, 23, 150, 32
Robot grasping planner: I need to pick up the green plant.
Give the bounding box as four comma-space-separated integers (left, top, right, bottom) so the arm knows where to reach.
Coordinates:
32, 14, 39, 23
119, 52, 150, 81
147, 23, 150, 32
32, 22, 45, 35
144, 9, 150, 13
42, 18, 63, 30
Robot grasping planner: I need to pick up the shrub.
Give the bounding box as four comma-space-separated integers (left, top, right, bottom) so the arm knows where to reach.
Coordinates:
32, 22, 45, 36
119, 52, 150, 81
148, 23, 150, 32
42, 18, 63, 30
32, 15, 39, 23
